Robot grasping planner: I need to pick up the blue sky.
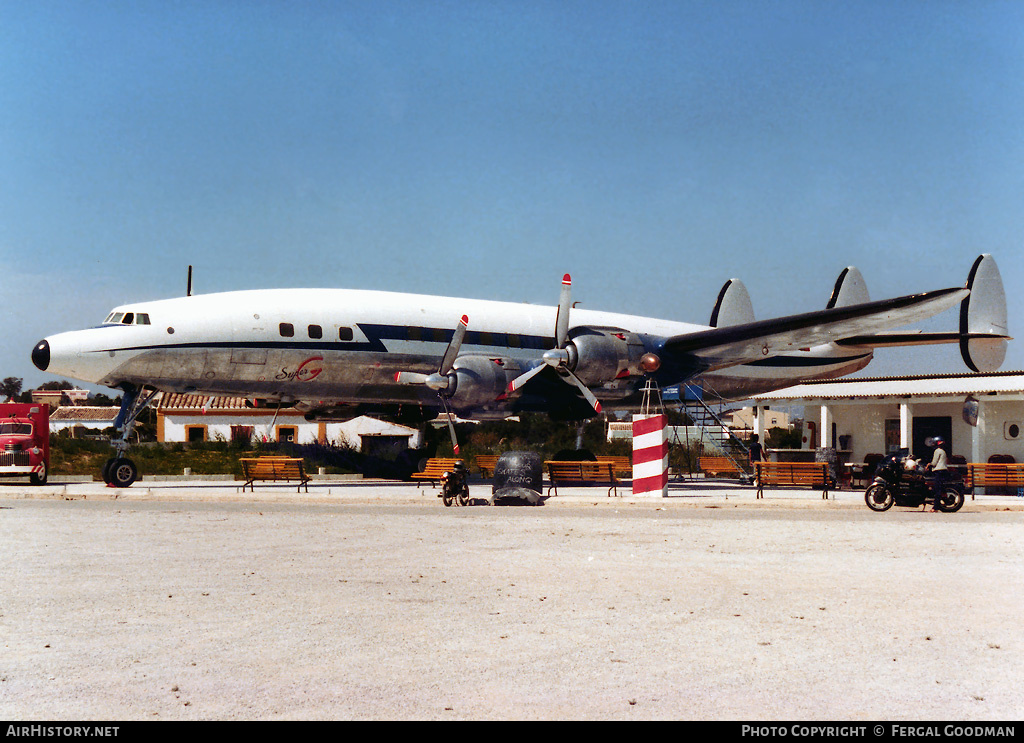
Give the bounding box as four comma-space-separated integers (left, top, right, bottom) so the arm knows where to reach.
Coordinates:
2, 0, 1022, 391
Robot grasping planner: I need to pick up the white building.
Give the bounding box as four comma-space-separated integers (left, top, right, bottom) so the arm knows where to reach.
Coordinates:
156, 394, 421, 452
751, 371, 1024, 464
49, 406, 120, 437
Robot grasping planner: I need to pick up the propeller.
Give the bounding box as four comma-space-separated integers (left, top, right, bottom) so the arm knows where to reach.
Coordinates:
395, 315, 469, 455
506, 274, 602, 414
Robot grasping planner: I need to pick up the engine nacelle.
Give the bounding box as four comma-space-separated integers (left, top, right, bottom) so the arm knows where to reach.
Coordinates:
446, 356, 518, 410
566, 327, 645, 386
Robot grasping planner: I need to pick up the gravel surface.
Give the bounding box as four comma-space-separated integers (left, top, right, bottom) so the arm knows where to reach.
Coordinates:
2, 481, 1022, 720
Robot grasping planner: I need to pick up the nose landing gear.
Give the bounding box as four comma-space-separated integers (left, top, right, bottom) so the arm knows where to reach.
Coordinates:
103, 384, 159, 488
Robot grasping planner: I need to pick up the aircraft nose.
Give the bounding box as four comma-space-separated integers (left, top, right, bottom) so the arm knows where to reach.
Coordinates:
32, 340, 50, 372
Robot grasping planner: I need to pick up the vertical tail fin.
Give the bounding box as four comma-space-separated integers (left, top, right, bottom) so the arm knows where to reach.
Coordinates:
710, 279, 755, 327
960, 254, 1008, 372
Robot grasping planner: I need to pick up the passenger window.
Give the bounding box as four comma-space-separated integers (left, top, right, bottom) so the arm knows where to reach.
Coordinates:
338, 327, 353, 341
308, 324, 322, 339
280, 323, 294, 337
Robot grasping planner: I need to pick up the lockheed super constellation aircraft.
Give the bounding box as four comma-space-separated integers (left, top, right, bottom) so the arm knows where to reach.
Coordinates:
32, 254, 1008, 487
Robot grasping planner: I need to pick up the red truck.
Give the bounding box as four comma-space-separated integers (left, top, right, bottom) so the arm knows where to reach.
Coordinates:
0, 404, 49, 485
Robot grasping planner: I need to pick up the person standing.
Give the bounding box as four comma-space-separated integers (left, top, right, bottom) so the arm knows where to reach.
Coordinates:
926, 437, 950, 511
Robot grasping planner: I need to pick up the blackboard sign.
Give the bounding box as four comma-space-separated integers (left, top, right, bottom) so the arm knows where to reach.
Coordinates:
491, 451, 543, 505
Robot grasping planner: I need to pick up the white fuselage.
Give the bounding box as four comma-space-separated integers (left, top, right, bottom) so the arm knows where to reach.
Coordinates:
35, 288, 872, 414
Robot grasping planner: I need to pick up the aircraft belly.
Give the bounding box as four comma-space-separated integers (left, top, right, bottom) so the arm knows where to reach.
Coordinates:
100, 348, 210, 391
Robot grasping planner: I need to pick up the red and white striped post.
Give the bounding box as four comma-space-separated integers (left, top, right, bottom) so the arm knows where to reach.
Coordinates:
632, 413, 668, 497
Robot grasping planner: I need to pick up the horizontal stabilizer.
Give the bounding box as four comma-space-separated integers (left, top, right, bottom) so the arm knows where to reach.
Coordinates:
836, 331, 1012, 349
834, 255, 1010, 372
662, 286, 968, 373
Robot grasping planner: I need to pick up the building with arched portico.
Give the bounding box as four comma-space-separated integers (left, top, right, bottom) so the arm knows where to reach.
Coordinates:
750, 371, 1024, 466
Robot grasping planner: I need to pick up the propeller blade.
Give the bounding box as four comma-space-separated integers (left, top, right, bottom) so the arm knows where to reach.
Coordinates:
395, 371, 429, 385
448, 417, 460, 456
507, 363, 547, 393
439, 396, 461, 456
562, 369, 603, 414
555, 274, 572, 348
439, 314, 469, 376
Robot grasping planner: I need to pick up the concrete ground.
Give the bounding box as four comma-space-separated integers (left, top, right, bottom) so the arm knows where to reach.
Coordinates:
1, 478, 1023, 721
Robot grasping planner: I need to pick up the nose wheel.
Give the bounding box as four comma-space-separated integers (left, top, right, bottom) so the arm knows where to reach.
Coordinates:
103, 457, 139, 488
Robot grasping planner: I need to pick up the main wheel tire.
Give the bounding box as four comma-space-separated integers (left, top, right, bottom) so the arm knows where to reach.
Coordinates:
101, 458, 117, 485
938, 487, 965, 513
865, 484, 894, 512
108, 458, 138, 488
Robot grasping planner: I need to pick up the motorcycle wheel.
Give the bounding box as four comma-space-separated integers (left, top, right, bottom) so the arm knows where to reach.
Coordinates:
457, 485, 470, 507
442, 490, 455, 507
865, 484, 894, 512
938, 488, 965, 513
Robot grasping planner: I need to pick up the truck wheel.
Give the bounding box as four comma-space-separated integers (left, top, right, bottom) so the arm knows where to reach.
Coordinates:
109, 458, 138, 488
30, 463, 47, 486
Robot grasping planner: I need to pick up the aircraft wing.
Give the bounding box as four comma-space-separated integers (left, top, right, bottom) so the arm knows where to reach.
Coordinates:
660, 286, 968, 374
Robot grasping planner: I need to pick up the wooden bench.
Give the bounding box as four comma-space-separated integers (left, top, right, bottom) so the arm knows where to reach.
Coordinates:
544, 460, 619, 497
699, 456, 743, 477
965, 463, 1024, 499
755, 461, 832, 499
595, 455, 632, 478
240, 457, 310, 492
474, 455, 499, 478
411, 458, 464, 486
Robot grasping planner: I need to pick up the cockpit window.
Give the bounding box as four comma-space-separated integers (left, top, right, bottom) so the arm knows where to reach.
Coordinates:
104, 311, 151, 325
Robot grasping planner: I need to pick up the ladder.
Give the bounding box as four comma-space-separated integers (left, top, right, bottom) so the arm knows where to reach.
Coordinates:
670, 382, 751, 479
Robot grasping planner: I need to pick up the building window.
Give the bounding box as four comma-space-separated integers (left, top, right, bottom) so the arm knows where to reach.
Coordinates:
280, 323, 294, 337
185, 425, 207, 443
277, 426, 297, 443
231, 425, 254, 445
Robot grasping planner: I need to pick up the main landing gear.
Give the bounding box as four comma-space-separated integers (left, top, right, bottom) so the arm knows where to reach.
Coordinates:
103, 384, 159, 488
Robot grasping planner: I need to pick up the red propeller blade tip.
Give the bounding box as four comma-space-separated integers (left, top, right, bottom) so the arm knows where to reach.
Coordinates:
460, 315, 469, 326
562, 274, 571, 285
